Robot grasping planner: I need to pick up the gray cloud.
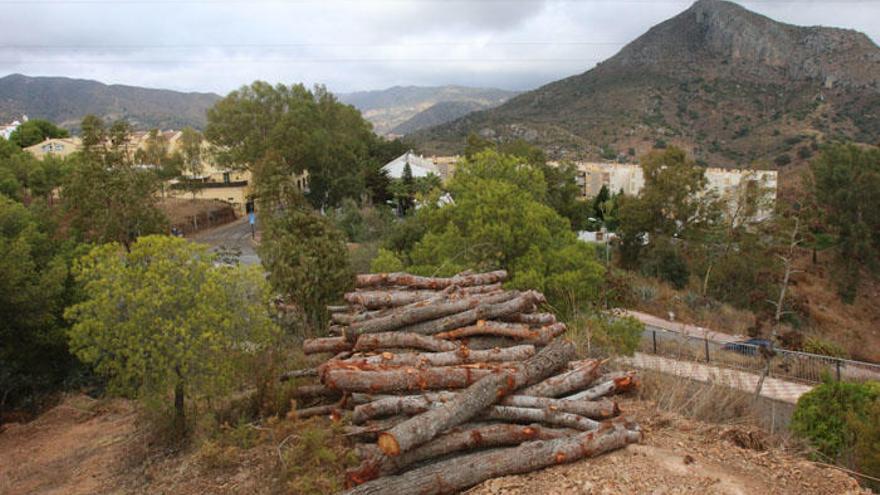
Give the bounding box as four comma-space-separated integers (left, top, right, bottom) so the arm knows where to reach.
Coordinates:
0, 1, 877, 95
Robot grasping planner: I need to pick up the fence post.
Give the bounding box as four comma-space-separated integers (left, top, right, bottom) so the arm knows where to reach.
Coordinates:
836, 359, 841, 382
704, 337, 710, 363
652, 330, 657, 354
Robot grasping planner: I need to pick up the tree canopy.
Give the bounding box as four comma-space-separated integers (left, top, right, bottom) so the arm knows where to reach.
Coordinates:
65, 235, 279, 427
8, 119, 69, 148
205, 81, 379, 210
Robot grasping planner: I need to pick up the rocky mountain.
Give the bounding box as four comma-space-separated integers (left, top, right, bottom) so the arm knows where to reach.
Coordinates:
337, 85, 518, 136
0, 74, 221, 131
412, 0, 880, 168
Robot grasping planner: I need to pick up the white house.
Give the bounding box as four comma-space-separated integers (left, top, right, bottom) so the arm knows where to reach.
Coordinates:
0, 115, 26, 141
382, 151, 440, 179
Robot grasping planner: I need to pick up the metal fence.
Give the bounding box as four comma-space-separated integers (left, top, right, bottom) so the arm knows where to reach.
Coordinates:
639, 325, 880, 385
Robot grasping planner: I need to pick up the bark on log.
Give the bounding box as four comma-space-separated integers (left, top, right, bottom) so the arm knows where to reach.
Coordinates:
280, 368, 318, 381
500, 395, 619, 420
345, 284, 502, 309
355, 270, 507, 290
327, 305, 349, 313
342, 345, 535, 368
435, 322, 566, 343
459, 336, 524, 350
352, 392, 458, 424
291, 402, 344, 419
398, 291, 546, 337
292, 384, 342, 400
303, 337, 353, 355
352, 332, 459, 353
347, 423, 575, 484
482, 405, 599, 431
564, 372, 639, 401
352, 392, 617, 424
500, 312, 557, 325
344, 422, 641, 494
322, 364, 508, 393
376, 338, 575, 456
519, 359, 602, 397
345, 291, 518, 342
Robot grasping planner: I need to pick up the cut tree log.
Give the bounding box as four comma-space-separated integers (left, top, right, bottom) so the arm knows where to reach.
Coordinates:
292, 384, 342, 400
376, 338, 575, 456
398, 291, 546, 337
345, 291, 519, 342
347, 423, 575, 484
355, 270, 507, 290
519, 359, 602, 397
481, 405, 599, 431
500, 312, 557, 325
352, 332, 460, 353
435, 322, 566, 343
303, 337, 353, 355
564, 372, 639, 401
291, 401, 345, 419
351, 392, 458, 424
459, 336, 525, 350
280, 368, 318, 381
344, 421, 641, 494
342, 345, 535, 368
322, 364, 507, 393
345, 284, 502, 309
499, 395, 619, 420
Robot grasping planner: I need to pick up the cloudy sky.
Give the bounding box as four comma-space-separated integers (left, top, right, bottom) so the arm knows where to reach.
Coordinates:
1, 0, 877, 95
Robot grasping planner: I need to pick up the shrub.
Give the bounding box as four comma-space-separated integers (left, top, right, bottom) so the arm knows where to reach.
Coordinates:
803, 337, 848, 359
569, 311, 644, 357
640, 240, 690, 289
370, 248, 405, 273
790, 379, 880, 462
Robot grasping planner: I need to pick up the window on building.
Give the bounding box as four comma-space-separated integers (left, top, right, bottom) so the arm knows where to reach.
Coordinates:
223, 172, 230, 184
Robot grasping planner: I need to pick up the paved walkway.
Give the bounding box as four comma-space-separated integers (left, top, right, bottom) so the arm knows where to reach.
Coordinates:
621, 352, 814, 404
622, 309, 742, 344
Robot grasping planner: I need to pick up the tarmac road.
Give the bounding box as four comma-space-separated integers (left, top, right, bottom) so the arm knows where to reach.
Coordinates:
189, 217, 261, 266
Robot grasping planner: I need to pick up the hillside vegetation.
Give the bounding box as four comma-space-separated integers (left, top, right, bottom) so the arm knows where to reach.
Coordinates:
412, 0, 880, 171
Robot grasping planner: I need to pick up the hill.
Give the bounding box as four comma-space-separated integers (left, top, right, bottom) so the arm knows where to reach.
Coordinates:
0, 74, 221, 131
337, 85, 518, 135
391, 100, 489, 135
412, 0, 880, 167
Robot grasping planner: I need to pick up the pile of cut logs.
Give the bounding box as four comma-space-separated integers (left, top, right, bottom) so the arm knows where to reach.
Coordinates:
285, 270, 642, 495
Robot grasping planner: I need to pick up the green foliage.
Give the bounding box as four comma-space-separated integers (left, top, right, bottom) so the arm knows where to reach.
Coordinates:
370, 248, 405, 273
639, 238, 690, 289
803, 337, 848, 359
0, 194, 82, 410
0, 141, 69, 202
205, 81, 384, 210
259, 200, 353, 331
66, 235, 279, 427
9, 119, 69, 148
330, 199, 393, 243
791, 379, 880, 463
849, 399, 880, 490
281, 418, 358, 494
569, 312, 644, 357
394, 149, 605, 314
811, 144, 880, 302
62, 116, 167, 249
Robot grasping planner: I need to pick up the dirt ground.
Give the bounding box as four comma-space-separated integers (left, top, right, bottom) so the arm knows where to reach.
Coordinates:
0, 394, 868, 495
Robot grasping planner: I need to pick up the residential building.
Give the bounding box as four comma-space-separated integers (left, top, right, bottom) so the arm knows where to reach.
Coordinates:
24, 137, 82, 159
564, 161, 777, 219
0, 115, 26, 141
383, 151, 441, 179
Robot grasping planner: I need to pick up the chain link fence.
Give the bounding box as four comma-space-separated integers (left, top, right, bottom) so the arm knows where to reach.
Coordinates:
640, 325, 880, 385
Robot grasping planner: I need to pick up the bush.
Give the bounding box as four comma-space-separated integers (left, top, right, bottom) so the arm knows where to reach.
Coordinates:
259, 203, 353, 331
370, 248, 405, 273
803, 337, 848, 359
569, 312, 643, 357
791, 379, 880, 463
640, 240, 690, 289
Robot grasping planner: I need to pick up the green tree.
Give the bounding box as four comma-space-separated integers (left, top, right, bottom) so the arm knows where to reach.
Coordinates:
0, 194, 81, 412
258, 196, 354, 331
62, 116, 167, 250
400, 150, 604, 317
618, 147, 719, 267
206, 81, 377, 210
791, 379, 880, 465
9, 119, 69, 148
810, 144, 880, 302
176, 127, 205, 198
65, 235, 279, 430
